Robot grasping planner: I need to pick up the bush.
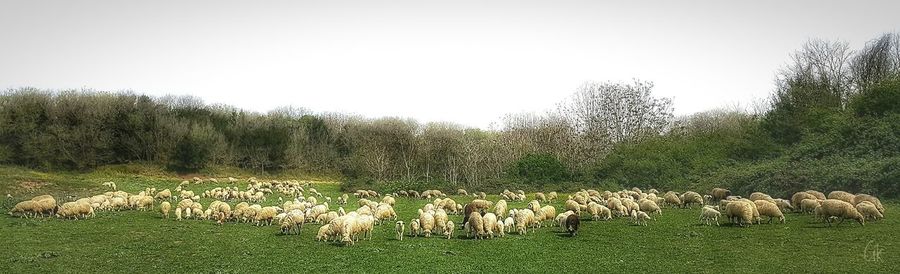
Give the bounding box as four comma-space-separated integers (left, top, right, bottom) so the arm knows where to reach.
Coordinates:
515, 153, 568, 185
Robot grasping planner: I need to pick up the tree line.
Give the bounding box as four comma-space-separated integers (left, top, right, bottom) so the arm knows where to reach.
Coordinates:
1, 33, 898, 196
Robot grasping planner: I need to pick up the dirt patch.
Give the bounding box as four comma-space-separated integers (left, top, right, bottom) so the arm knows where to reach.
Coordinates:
18, 181, 51, 192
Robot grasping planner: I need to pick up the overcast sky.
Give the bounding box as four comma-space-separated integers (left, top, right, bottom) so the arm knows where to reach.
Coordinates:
2, 0, 898, 128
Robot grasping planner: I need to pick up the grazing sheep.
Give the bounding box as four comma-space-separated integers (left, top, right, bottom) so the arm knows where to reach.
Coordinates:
535, 192, 547, 202
606, 198, 626, 217
681, 191, 704, 208
482, 213, 498, 238
819, 199, 865, 226
547, 191, 558, 202
503, 217, 515, 233
419, 212, 435, 237
700, 206, 721, 226
852, 194, 884, 214
792, 192, 818, 212
565, 200, 582, 216
664, 192, 683, 208
9, 201, 37, 218
827, 191, 855, 204
800, 199, 822, 214
470, 199, 493, 211
434, 209, 449, 235
160, 201, 171, 219
754, 200, 785, 224
565, 214, 580, 236
724, 200, 754, 227
638, 199, 662, 215
465, 212, 485, 239
749, 192, 776, 204
175, 207, 183, 221
856, 201, 883, 221
556, 211, 575, 229
514, 209, 536, 235
462, 203, 478, 228
316, 224, 331, 241
631, 210, 651, 226
805, 190, 826, 200
773, 199, 794, 212
395, 221, 405, 240
457, 189, 468, 196
494, 200, 508, 218
710, 188, 731, 201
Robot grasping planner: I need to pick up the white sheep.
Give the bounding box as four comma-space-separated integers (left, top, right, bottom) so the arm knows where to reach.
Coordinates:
395, 221, 405, 240
699, 205, 721, 226
444, 220, 454, 239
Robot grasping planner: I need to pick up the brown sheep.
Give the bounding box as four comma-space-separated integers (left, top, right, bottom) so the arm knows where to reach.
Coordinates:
565, 214, 580, 236
710, 188, 731, 201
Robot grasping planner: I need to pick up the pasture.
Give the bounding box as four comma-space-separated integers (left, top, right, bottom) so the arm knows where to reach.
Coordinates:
0, 166, 896, 273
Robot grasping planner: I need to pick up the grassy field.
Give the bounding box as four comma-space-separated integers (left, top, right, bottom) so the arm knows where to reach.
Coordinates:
0, 165, 896, 273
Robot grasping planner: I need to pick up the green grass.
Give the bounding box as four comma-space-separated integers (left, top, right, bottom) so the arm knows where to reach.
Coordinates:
0, 165, 896, 273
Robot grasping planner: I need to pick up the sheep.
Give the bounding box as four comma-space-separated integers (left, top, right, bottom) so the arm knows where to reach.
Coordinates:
792, 192, 818, 212
160, 201, 171, 219
681, 191, 704, 208
443, 220, 455, 239
434, 209, 449, 235
535, 192, 547, 202
470, 199, 493, 211
395, 221, 405, 240
155, 189, 172, 200
556, 211, 575, 229
856, 201, 883, 221
419, 212, 435, 237
494, 200, 508, 218
664, 192, 682, 208
638, 198, 662, 215
503, 216, 515, 233
699, 205, 721, 226
382, 196, 396, 206
805, 190, 826, 200
462, 203, 478, 228
9, 201, 37, 218
773, 198, 794, 212
710, 188, 731, 201
316, 224, 332, 241
827, 191, 855, 204
457, 189, 468, 196
175, 207, 183, 221
280, 212, 305, 235
482, 213, 499, 238
31, 195, 58, 217
374, 204, 398, 224
606, 198, 626, 217
255, 207, 278, 226
754, 200, 785, 224
852, 194, 884, 214
409, 219, 421, 237
800, 199, 822, 213
724, 200, 754, 227
749, 192, 776, 204
547, 191, 558, 202
631, 210, 651, 226
537, 205, 556, 227
514, 209, 536, 235
465, 212, 485, 239
565, 200, 582, 216
819, 199, 865, 226
588, 202, 612, 221
565, 214, 580, 236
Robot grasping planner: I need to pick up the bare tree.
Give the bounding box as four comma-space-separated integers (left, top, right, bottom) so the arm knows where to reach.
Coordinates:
560, 79, 674, 144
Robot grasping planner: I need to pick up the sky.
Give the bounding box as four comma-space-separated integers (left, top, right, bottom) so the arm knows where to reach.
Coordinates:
1, 0, 899, 128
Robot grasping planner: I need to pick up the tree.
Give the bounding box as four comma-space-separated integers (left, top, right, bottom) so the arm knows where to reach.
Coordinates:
560, 79, 674, 144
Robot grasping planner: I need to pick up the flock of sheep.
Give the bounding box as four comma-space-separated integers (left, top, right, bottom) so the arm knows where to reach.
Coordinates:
6, 178, 888, 246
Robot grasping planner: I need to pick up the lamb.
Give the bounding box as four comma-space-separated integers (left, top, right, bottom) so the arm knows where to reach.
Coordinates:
175, 207, 183, 221
395, 221, 405, 240
754, 200, 785, 224
409, 219, 421, 237
482, 213, 499, 238
792, 192, 818, 211
852, 194, 884, 214
434, 209, 449, 235
773, 198, 794, 212
855, 201, 883, 221
503, 216, 515, 233
565, 214, 580, 236
444, 220, 455, 239
535, 192, 547, 202
547, 191, 558, 202
465, 212, 485, 239
160, 201, 171, 219
638, 198, 662, 215
631, 210, 651, 226
724, 200, 754, 227
699, 205, 721, 226
819, 199, 865, 226
827, 191, 855, 204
